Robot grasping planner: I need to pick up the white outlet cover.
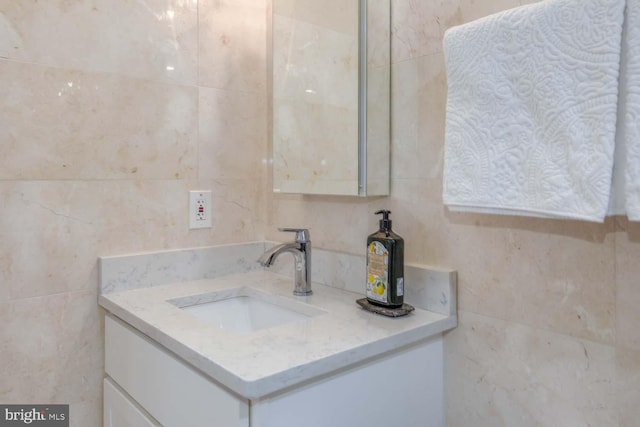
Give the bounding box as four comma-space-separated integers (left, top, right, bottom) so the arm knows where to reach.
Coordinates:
189, 190, 212, 229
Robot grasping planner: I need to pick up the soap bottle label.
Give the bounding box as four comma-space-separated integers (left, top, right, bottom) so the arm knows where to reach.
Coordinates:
367, 241, 388, 303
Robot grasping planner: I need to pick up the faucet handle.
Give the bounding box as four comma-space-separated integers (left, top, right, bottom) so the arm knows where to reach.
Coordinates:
278, 228, 310, 243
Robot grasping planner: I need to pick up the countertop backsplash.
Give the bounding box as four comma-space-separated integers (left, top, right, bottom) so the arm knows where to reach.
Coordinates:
99, 242, 456, 316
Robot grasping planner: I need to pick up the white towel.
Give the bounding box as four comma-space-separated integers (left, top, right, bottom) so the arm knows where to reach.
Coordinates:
609, 0, 640, 219
622, 0, 640, 220
442, 0, 626, 222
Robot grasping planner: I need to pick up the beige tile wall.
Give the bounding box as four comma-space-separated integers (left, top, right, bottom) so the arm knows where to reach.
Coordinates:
0, 1, 267, 425
267, 0, 640, 425
2, 0, 639, 425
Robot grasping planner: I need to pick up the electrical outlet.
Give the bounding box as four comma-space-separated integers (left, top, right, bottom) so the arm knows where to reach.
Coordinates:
189, 190, 212, 229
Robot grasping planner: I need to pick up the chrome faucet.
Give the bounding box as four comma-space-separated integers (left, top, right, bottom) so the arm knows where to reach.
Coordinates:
258, 228, 312, 296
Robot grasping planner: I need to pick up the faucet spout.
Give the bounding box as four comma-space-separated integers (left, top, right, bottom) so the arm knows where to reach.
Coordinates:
258, 229, 312, 296
258, 242, 302, 267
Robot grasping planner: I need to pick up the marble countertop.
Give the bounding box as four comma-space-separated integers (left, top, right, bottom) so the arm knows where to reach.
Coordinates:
99, 270, 456, 400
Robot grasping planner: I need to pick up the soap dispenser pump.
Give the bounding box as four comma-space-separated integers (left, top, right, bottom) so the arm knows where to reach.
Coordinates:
366, 210, 404, 308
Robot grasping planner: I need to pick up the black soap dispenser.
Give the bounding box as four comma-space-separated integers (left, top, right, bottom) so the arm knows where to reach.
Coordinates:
366, 210, 404, 308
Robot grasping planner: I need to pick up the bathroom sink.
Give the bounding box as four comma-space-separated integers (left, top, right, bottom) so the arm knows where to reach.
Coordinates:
168, 287, 326, 335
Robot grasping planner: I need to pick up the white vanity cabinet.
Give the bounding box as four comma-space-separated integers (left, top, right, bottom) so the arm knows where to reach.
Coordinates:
104, 314, 445, 427
104, 316, 250, 427
104, 378, 160, 427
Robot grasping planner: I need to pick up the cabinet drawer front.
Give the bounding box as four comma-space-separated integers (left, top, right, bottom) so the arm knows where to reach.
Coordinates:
104, 378, 160, 427
105, 315, 249, 427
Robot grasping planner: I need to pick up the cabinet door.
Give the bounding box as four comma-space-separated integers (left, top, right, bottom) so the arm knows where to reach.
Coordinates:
105, 315, 249, 427
104, 378, 160, 427
251, 336, 444, 427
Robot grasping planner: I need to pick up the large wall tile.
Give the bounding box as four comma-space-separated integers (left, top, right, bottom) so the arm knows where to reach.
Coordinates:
201, 178, 266, 245
617, 347, 640, 426
441, 0, 522, 28
391, 0, 448, 62
94, 178, 263, 254
198, 87, 268, 180
0, 60, 198, 181
391, 0, 522, 63
273, 0, 358, 36
0, 181, 102, 299
0, 180, 163, 299
92, 180, 199, 254
0, 179, 262, 300
69, 399, 101, 427
380, 175, 617, 352
445, 311, 617, 427
386, 178, 447, 265
615, 218, 640, 351
391, 52, 447, 180
445, 214, 616, 344
0, 246, 11, 302
0, 0, 197, 84
198, 0, 267, 92
0, 290, 103, 407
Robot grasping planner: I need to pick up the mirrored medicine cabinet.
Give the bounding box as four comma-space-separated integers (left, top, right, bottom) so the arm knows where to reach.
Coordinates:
272, 0, 391, 196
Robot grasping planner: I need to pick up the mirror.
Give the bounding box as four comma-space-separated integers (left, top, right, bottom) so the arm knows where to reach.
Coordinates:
272, 0, 391, 196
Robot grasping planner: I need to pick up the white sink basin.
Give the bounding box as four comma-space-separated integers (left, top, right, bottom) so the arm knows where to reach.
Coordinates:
168, 287, 326, 335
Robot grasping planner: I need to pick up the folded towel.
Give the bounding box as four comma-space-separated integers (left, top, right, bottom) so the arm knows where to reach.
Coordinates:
443, 0, 626, 222
608, 0, 640, 218
622, 0, 640, 220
